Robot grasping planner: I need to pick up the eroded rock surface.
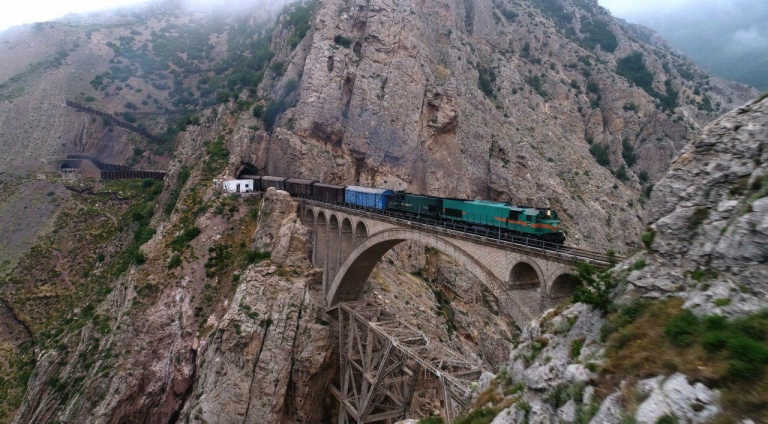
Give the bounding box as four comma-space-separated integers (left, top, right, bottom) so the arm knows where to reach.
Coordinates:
628, 97, 768, 316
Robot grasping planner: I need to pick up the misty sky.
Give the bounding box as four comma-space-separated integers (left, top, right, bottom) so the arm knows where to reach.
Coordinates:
598, 0, 699, 18
599, 0, 768, 89
0, 0, 150, 31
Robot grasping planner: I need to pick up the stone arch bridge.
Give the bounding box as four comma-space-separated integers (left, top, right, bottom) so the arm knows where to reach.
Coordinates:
301, 199, 611, 327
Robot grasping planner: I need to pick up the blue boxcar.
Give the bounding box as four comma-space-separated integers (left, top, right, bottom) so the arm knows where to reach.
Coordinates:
345, 186, 393, 210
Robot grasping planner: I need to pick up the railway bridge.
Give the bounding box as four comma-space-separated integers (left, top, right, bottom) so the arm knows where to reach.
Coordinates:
300, 198, 612, 422
302, 199, 611, 326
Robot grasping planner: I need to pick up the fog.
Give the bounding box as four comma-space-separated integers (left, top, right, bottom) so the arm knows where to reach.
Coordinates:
0, 0, 286, 32
599, 0, 768, 90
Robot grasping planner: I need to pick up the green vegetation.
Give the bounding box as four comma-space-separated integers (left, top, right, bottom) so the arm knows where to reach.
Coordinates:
168, 253, 182, 269
0, 344, 34, 420
589, 144, 610, 167
164, 166, 190, 215
498, 6, 518, 22
169, 226, 201, 252
656, 415, 679, 424
621, 140, 637, 167
333, 34, 353, 48
632, 258, 647, 270
571, 263, 615, 313
111, 179, 162, 276
453, 408, 497, 424
530, 0, 572, 25
525, 75, 548, 99
432, 288, 458, 339
282, 2, 314, 48
478, 65, 497, 99
687, 207, 710, 229
0, 48, 68, 101
580, 18, 618, 53
203, 136, 230, 175
570, 338, 585, 359
601, 299, 768, 421
616, 52, 677, 111
615, 165, 629, 181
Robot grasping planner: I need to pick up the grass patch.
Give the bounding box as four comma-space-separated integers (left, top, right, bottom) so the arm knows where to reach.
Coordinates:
454, 407, 497, 424
600, 299, 768, 422
169, 226, 201, 252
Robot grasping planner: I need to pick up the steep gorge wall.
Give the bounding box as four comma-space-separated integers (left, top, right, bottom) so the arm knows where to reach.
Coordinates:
628, 95, 768, 314
233, 0, 758, 253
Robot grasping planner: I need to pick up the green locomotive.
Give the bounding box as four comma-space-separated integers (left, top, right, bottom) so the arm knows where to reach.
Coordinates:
389, 192, 565, 244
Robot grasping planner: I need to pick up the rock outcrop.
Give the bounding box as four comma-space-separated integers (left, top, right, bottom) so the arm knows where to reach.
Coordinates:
628, 96, 768, 316
182, 187, 333, 423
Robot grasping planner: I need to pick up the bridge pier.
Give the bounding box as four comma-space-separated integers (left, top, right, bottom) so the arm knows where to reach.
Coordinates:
329, 301, 481, 423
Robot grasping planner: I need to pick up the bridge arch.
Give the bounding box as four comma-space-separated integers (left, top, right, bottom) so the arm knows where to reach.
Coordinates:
326, 228, 532, 326
328, 214, 341, 278
546, 273, 580, 309
340, 217, 354, 260
304, 207, 315, 223
508, 261, 544, 290
354, 221, 368, 244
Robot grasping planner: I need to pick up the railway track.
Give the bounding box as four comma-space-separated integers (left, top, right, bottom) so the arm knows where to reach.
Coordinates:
300, 198, 619, 268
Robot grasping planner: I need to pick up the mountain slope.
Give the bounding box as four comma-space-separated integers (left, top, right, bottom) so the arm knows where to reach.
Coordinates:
0, 0, 762, 422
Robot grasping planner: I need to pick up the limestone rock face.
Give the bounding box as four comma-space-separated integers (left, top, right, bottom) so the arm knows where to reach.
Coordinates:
233, 0, 758, 254
633, 374, 719, 424
508, 303, 602, 392
252, 188, 311, 267
182, 265, 332, 424
628, 97, 768, 315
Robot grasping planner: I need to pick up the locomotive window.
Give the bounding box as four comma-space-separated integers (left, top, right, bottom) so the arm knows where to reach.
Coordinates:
428, 205, 437, 212
445, 208, 463, 218
508, 211, 519, 221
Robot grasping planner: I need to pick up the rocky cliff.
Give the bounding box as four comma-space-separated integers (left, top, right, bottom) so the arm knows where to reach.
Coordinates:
431, 95, 768, 424
629, 94, 768, 315
1, 0, 767, 423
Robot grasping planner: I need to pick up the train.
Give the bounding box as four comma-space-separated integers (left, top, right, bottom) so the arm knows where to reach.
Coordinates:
237, 175, 565, 244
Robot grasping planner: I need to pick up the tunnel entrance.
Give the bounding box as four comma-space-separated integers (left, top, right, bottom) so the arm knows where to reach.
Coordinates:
236, 163, 259, 179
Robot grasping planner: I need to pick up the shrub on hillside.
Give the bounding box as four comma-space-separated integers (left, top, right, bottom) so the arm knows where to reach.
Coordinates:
572, 263, 615, 313
589, 144, 610, 167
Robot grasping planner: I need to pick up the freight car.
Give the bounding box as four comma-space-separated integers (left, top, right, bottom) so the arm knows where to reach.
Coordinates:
285, 178, 317, 197
260, 176, 287, 191
313, 183, 346, 203
345, 186, 393, 209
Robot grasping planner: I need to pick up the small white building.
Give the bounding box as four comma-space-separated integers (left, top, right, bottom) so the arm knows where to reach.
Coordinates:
222, 179, 254, 193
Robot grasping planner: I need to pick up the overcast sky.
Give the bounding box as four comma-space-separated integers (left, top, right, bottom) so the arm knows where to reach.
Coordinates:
597, 0, 703, 18
0, 0, 152, 32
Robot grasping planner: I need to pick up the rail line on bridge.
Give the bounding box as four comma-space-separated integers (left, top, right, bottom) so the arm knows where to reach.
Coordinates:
300, 199, 616, 269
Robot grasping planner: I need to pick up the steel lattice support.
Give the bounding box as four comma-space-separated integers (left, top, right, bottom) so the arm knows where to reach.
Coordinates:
329, 301, 483, 423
